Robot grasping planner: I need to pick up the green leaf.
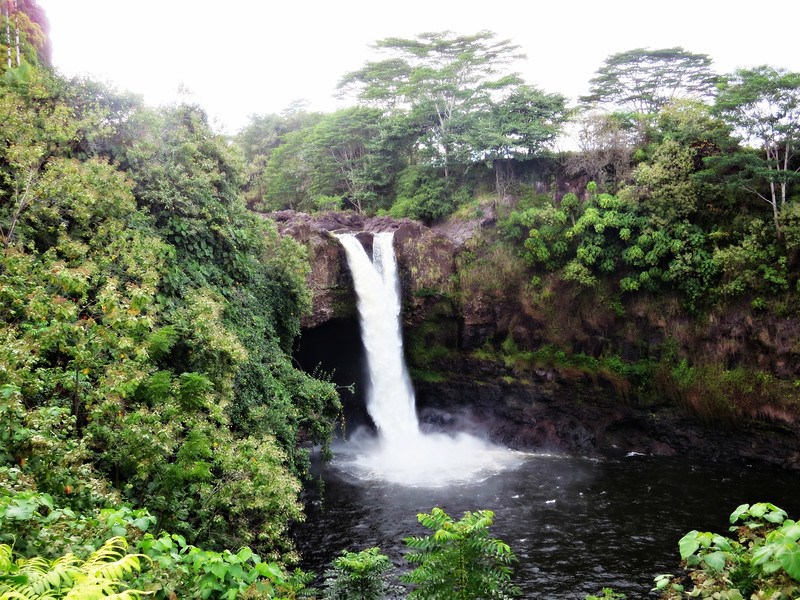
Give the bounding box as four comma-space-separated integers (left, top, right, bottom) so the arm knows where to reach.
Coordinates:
679, 532, 701, 559
210, 563, 228, 580
730, 504, 750, 523
778, 543, 800, 581
702, 551, 726, 572
712, 534, 732, 551
236, 547, 252, 562
782, 522, 800, 542
4, 503, 36, 520
132, 517, 152, 531
764, 508, 787, 524
227, 564, 246, 581
255, 562, 284, 580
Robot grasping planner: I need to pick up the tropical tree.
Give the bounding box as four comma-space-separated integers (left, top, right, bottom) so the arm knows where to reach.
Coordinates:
339, 30, 523, 179
235, 106, 324, 208
713, 66, 800, 234
305, 107, 389, 213
580, 47, 717, 115
471, 85, 570, 198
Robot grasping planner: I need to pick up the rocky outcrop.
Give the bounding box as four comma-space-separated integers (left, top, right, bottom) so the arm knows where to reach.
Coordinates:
271, 209, 800, 376
269, 210, 457, 328
413, 356, 800, 471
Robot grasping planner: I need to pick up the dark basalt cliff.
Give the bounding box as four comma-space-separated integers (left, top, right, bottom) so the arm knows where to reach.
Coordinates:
274, 210, 800, 470
269, 210, 458, 328
413, 356, 800, 470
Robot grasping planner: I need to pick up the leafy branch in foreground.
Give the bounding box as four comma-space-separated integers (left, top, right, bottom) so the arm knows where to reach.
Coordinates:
322, 547, 402, 599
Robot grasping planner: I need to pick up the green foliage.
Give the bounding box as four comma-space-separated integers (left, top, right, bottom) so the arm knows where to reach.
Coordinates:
585, 589, 626, 600
118, 99, 341, 512
0, 487, 156, 560
664, 359, 796, 421
656, 503, 800, 599
234, 107, 324, 208
136, 532, 315, 600
504, 188, 709, 305
340, 31, 524, 177
471, 84, 570, 162
322, 547, 400, 600
0, 536, 148, 600
402, 507, 520, 600
457, 241, 529, 298
581, 47, 717, 115
0, 65, 340, 565
0, 486, 314, 600
712, 217, 788, 299
389, 165, 455, 222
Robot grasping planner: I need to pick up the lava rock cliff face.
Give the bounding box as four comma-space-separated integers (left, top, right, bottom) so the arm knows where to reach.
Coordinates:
273, 211, 800, 469
269, 210, 458, 328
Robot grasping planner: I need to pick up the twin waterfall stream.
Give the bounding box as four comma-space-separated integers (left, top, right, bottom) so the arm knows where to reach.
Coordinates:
334, 232, 524, 486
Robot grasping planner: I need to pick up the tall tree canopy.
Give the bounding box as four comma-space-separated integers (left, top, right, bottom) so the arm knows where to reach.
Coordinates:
714, 66, 800, 233
339, 30, 524, 177
581, 47, 717, 115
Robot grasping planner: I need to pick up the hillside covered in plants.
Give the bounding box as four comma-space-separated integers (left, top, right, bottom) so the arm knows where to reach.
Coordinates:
2, 3, 800, 599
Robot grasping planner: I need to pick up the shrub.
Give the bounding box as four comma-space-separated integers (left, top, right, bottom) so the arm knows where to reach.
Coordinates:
654, 502, 800, 599
402, 507, 520, 599
322, 547, 401, 600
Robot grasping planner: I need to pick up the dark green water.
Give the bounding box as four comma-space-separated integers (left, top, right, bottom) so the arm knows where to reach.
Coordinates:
295, 451, 800, 598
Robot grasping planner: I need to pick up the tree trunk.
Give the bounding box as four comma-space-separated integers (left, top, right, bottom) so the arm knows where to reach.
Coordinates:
493, 158, 515, 203
13, 0, 19, 66
5, 7, 11, 68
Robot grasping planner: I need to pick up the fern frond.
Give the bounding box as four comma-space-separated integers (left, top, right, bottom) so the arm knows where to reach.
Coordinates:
0, 537, 150, 600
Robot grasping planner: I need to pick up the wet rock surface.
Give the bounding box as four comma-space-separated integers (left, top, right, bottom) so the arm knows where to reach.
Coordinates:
413, 356, 800, 471
269, 210, 456, 327
272, 211, 800, 471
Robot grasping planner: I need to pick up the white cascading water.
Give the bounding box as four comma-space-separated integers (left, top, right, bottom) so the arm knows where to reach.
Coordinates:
335, 231, 525, 487
337, 233, 420, 442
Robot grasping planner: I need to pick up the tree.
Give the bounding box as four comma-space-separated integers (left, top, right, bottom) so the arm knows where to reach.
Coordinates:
259, 108, 409, 214
402, 508, 519, 599
566, 111, 638, 192
713, 66, 800, 234
634, 100, 736, 226
306, 107, 388, 214
235, 106, 323, 208
471, 85, 570, 198
0, 0, 48, 71
339, 31, 523, 179
581, 47, 717, 115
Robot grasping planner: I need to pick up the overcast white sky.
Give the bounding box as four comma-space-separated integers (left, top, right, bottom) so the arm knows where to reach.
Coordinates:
38, 0, 800, 136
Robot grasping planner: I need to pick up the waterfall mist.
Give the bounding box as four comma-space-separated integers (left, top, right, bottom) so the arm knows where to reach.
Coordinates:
335, 232, 525, 487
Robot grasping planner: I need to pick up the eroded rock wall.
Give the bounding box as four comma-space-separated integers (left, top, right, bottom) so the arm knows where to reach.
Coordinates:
274, 210, 800, 469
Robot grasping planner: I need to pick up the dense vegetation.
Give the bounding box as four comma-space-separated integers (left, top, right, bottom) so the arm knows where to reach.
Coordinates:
2, 3, 800, 598
0, 4, 340, 596
241, 34, 799, 319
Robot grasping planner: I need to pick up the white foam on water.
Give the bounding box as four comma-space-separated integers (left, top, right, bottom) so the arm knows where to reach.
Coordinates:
335, 232, 527, 487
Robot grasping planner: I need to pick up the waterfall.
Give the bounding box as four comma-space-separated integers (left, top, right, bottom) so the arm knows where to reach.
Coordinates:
337, 232, 420, 443
335, 231, 526, 487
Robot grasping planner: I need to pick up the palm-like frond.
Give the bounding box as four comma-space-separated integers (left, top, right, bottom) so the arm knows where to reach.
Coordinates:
0, 538, 150, 600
